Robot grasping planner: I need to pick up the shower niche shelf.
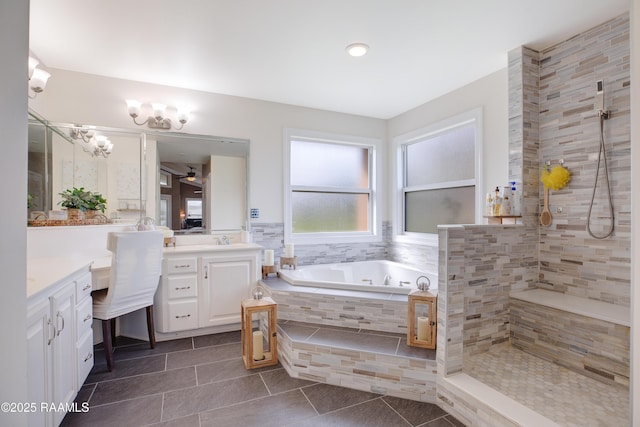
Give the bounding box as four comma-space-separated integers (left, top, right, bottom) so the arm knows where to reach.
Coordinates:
483, 215, 521, 225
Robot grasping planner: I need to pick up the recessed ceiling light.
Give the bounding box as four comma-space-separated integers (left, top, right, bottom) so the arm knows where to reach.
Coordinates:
346, 43, 369, 57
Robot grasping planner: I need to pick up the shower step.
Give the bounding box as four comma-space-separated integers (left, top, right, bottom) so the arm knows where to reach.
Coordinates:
276, 320, 437, 403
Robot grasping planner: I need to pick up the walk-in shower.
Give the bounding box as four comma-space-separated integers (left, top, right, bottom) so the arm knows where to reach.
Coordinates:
587, 79, 615, 239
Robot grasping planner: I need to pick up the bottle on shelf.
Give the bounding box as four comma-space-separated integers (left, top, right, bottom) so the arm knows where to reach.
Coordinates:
492, 186, 502, 216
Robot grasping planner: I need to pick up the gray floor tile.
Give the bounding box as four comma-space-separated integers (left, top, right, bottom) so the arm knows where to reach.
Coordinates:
146, 413, 200, 427
162, 373, 269, 421
90, 367, 196, 406
61, 393, 163, 427
260, 367, 317, 394
200, 389, 318, 427
292, 398, 411, 427
382, 395, 447, 426
87, 354, 167, 384
112, 337, 193, 361
308, 328, 400, 354
396, 338, 436, 360
443, 415, 466, 427
302, 383, 380, 414
166, 342, 241, 369
196, 357, 280, 384
279, 322, 320, 340
420, 416, 460, 427
193, 330, 241, 348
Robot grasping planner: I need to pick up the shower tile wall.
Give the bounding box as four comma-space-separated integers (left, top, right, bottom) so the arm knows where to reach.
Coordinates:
537, 14, 631, 306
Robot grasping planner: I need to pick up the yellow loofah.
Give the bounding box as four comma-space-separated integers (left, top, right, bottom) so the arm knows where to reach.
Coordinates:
541, 165, 570, 190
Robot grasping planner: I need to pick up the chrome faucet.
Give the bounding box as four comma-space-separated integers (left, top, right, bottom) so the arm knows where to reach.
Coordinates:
216, 235, 230, 245
383, 274, 391, 286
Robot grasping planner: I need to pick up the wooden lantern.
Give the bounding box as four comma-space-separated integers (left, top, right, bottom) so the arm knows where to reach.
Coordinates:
241, 296, 278, 369
407, 289, 437, 349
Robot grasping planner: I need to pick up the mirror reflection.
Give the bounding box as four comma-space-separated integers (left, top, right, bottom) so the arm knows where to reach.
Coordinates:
27, 111, 250, 233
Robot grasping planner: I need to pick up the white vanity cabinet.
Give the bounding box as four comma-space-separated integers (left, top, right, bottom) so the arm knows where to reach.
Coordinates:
154, 244, 261, 334
199, 253, 258, 328
155, 255, 199, 332
27, 264, 92, 427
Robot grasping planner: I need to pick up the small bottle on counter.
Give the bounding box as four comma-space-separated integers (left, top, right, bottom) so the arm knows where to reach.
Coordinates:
510, 181, 522, 216
492, 186, 502, 216
501, 185, 512, 216
485, 193, 494, 216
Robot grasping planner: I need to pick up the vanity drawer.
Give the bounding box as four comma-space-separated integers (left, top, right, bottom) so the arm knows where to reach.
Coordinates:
167, 275, 197, 299
76, 273, 93, 303
168, 300, 198, 331
165, 257, 197, 274
76, 332, 94, 389
76, 297, 93, 335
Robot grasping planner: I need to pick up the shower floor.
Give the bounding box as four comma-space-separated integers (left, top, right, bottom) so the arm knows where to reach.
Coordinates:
464, 342, 628, 427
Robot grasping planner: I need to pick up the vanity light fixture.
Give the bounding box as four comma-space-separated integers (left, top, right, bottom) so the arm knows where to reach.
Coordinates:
126, 100, 190, 130
28, 56, 51, 98
345, 43, 369, 57
69, 127, 114, 158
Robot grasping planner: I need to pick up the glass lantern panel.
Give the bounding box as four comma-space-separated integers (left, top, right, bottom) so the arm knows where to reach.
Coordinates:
414, 302, 431, 341
250, 310, 271, 361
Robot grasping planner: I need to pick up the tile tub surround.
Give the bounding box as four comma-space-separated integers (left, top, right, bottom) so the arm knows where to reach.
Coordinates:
277, 320, 439, 404
62, 331, 463, 426
510, 291, 630, 387
263, 277, 415, 334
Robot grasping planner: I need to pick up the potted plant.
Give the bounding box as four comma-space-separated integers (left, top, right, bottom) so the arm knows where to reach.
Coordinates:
58, 187, 90, 220
85, 191, 107, 219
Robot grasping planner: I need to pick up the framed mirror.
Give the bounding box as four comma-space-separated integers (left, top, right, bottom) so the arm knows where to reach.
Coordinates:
28, 111, 250, 233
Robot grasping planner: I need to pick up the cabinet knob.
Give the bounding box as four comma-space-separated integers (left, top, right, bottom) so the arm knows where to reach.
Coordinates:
82, 283, 92, 292
84, 352, 93, 362
84, 314, 92, 323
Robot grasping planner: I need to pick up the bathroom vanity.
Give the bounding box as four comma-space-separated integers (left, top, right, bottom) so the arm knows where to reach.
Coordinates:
154, 243, 262, 334
27, 260, 94, 427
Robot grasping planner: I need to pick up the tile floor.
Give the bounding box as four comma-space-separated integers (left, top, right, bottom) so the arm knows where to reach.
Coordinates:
464, 342, 629, 427
62, 330, 463, 427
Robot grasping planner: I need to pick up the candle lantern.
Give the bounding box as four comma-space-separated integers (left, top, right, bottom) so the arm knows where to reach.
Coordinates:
407, 275, 437, 349
241, 295, 278, 369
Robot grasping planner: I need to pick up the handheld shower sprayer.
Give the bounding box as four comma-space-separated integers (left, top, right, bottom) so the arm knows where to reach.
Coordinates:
586, 79, 614, 239
596, 80, 609, 119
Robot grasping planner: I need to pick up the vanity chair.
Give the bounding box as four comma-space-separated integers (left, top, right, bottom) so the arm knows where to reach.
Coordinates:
92, 230, 164, 371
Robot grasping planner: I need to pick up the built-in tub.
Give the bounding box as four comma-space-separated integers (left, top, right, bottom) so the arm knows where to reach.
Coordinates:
277, 260, 436, 295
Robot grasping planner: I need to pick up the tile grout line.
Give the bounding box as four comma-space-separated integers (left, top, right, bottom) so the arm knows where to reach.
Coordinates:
258, 371, 272, 395
379, 397, 415, 426
299, 387, 321, 416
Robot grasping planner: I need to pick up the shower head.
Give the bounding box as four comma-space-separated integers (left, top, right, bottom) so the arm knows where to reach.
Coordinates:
596, 80, 609, 119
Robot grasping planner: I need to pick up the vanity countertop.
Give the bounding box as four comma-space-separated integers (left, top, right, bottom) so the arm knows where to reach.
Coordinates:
27, 257, 93, 300
161, 242, 262, 255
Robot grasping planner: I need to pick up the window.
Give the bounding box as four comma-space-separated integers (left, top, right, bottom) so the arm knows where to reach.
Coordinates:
394, 109, 482, 244
284, 128, 381, 244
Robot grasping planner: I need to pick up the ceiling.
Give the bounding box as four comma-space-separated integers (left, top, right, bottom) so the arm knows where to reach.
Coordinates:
29, 0, 629, 119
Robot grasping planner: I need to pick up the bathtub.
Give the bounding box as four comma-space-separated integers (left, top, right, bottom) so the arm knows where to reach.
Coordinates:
277, 260, 436, 294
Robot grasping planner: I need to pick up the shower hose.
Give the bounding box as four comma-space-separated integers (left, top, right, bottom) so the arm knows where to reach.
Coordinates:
586, 114, 615, 239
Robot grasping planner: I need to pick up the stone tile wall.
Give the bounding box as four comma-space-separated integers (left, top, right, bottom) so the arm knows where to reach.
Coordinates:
537, 14, 631, 306
264, 282, 409, 334
250, 221, 392, 266
510, 298, 630, 387
278, 324, 438, 403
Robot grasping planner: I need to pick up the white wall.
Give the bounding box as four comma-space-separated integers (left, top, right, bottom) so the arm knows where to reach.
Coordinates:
386, 68, 509, 206
0, 1, 29, 425
31, 69, 388, 224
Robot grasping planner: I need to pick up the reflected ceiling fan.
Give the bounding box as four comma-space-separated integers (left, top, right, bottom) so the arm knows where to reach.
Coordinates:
176, 166, 197, 182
